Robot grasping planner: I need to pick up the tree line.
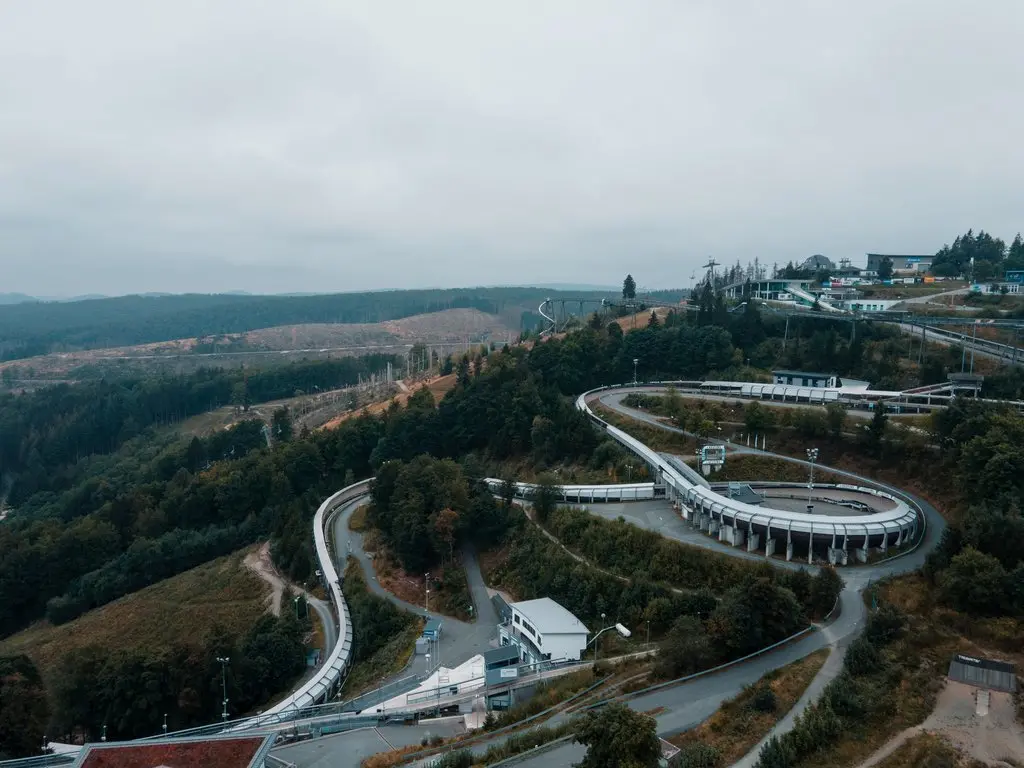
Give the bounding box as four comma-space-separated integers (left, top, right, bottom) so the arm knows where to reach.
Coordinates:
931, 229, 1024, 281
754, 605, 907, 768
50, 612, 308, 744
0, 355, 396, 505
923, 398, 1024, 617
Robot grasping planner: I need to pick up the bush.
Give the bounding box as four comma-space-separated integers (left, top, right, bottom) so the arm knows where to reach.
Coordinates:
678, 742, 722, 768
757, 735, 796, 768
864, 603, 906, 645
844, 636, 884, 677
749, 684, 778, 713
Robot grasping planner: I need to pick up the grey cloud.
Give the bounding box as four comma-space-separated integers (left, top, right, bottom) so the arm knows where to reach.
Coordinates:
1, 0, 1023, 296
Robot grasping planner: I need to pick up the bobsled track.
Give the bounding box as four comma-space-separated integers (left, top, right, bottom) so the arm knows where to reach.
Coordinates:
3, 382, 944, 768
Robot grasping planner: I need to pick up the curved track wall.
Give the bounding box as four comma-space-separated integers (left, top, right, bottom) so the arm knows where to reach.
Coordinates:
257, 479, 371, 722
577, 386, 920, 555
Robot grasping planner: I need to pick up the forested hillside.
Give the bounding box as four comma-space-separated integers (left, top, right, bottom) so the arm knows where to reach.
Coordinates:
0, 287, 612, 361
0, 355, 398, 505
4, 296, 1024, 750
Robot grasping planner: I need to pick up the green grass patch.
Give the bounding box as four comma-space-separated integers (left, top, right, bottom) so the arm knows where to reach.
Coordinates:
594, 402, 694, 454
670, 648, 829, 765
348, 504, 369, 532
0, 547, 268, 690
342, 621, 423, 699
340, 557, 422, 697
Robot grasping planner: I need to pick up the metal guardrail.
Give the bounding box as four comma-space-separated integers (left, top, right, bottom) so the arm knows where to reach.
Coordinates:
0, 756, 75, 768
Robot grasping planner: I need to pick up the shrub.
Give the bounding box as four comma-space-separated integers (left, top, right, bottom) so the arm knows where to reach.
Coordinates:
749, 684, 778, 713
844, 636, 884, 677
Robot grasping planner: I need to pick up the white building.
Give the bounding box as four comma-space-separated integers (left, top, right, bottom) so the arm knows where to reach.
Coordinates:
499, 598, 589, 666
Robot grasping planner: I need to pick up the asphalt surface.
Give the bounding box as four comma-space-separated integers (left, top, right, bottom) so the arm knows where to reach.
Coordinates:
319, 500, 499, 713
305, 594, 336, 660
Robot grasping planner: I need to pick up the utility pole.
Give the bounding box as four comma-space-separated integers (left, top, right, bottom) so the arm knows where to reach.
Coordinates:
217, 656, 230, 721
805, 448, 819, 513
970, 323, 977, 374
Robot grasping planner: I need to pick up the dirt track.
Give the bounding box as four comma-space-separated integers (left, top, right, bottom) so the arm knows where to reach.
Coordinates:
857, 680, 1024, 767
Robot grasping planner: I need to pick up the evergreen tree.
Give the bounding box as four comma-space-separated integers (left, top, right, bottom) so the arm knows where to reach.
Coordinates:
622, 274, 637, 300
575, 703, 660, 768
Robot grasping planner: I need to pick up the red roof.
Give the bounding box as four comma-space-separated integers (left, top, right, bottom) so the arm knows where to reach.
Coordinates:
78, 736, 268, 768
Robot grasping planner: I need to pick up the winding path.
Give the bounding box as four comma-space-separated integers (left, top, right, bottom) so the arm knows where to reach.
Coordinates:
330, 498, 498, 709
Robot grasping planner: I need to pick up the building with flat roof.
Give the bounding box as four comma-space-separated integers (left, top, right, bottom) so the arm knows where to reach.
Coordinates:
499, 597, 589, 666
74, 734, 274, 768
772, 370, 839, 388
866, 253, 933, 274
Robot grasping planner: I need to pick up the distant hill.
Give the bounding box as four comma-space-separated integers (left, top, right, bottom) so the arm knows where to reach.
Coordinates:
0, 287, 614, 362
0, 293, 37, 305
525, 282, 621, 292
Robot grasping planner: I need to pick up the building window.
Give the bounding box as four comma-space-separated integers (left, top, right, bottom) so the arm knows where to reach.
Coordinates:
514, 615, 520, 625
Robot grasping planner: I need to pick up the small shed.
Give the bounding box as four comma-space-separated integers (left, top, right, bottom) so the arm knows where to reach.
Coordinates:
947, 653, 1016, 693
422, 619, 443, 642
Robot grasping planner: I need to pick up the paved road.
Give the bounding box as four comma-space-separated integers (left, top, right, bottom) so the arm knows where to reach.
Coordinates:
326, 500, 498, 710
274, 720, 466, 768
897, 322, 1019, 365
896, 287, 968, 306
305, 594, 336, 660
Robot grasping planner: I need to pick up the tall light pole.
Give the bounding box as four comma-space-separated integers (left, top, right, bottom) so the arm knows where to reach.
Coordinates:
216, 656, 230, 721
589, 617, 631, 664
425, 573, 430, 613
632, 359, 639, 386
806, 448, 819, 513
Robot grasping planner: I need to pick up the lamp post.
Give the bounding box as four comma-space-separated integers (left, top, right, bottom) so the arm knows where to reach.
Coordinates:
646, 620, 650, 648
588, 619, 631, 665
806, 448, 819, 513
216, 656, 230, 721
425, 573, 430, 613
626, 463, 633, 483
633, 359, 639, 386
162, 713, 167, 735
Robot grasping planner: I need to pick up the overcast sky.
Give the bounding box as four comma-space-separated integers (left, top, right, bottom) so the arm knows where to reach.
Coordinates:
2, 1, 1023, 297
